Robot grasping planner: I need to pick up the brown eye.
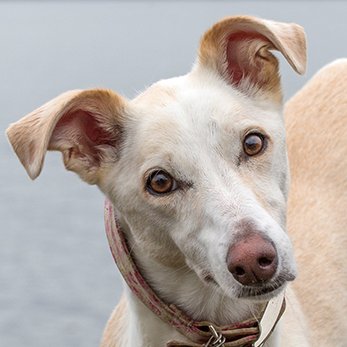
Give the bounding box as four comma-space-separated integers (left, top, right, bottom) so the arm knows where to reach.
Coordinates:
243, 133, 265, 156
146, 170, 178, 195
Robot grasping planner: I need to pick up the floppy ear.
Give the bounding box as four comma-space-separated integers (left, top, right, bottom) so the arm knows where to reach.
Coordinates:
6, 89, 127, 184
197, 15, 307, 101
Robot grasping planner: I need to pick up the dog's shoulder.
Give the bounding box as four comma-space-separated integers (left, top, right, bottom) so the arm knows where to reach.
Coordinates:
285, 58, 347, 136
285, 59, 347, 346
285, 58, 347, 188
100, 295, 128, 347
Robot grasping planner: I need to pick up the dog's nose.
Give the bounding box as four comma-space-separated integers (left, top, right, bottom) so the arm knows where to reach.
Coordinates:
227, 234, 277, 285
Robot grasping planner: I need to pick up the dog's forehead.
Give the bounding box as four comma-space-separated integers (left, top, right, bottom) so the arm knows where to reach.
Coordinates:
133, 74, 249, 119
130, 75, 282, 152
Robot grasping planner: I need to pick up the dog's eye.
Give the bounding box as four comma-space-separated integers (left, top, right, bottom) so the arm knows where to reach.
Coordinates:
243, 133, 265, 156
146, 170, 178, 195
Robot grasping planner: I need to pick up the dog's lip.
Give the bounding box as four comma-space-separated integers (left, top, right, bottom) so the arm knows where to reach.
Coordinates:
237, 279, 286, 299
248, 283, 283, 296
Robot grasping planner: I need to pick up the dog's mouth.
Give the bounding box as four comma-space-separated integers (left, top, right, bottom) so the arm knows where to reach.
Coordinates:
236, 277, 288, 300
201, 269, 294, 301
204, 273, 291, 300
202, 274, 285, 299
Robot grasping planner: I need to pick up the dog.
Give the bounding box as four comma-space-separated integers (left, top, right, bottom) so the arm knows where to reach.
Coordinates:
6, 15, 346, 347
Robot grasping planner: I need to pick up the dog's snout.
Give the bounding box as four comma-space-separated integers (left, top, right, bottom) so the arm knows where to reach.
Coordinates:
227, 234, 277, 286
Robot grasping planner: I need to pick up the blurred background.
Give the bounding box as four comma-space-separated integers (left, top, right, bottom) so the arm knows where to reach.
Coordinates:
0, 1, 346, 346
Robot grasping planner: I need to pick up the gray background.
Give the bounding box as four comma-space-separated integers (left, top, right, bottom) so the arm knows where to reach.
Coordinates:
1, 1, 346, 346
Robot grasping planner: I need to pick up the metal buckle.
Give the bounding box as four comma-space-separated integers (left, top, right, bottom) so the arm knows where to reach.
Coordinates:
205, 325, 226, 347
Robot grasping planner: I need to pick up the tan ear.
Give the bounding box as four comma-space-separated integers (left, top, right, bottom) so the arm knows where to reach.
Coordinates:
6, 89, 127, 184
197, 15, 307, 101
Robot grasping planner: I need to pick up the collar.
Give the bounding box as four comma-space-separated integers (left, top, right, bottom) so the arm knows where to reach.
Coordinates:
104, 199, 286, 347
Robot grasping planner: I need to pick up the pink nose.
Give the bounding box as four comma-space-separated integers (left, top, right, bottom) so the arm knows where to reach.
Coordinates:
227, 234, 277, 285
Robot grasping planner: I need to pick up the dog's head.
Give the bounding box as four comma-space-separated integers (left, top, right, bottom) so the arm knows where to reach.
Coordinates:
7, 16, 306, 301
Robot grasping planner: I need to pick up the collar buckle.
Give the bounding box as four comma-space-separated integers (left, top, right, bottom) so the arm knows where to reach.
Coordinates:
205, 325, 226, 347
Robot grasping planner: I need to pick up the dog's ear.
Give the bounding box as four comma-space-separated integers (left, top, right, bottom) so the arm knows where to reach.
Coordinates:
6, 89, 127, 184
197, 15, 307, 101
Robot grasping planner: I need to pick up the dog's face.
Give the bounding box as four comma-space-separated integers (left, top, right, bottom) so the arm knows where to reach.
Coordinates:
7, 16, 306, 302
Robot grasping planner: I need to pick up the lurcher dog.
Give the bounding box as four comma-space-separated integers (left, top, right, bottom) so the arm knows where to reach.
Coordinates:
6, 15, 346, 347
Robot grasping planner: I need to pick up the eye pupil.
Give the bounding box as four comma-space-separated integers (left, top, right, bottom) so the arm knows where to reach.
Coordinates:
148, 170, 174, 194
243, 133, 264, 156
154, 173, 170, 188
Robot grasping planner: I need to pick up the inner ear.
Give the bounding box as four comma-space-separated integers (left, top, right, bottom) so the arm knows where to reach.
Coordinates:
50, 110, 119, 164
226, 31, 276, 87
48, 107, 123, 185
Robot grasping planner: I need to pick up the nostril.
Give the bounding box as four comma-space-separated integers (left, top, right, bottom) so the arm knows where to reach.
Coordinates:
234, 266, 246, 276
258, 256, 273, 268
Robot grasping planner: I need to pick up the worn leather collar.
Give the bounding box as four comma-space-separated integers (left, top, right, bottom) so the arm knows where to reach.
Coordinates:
104, 199, 286, 347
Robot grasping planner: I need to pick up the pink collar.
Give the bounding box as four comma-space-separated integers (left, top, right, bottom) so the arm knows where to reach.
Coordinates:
104, 199, 285, 347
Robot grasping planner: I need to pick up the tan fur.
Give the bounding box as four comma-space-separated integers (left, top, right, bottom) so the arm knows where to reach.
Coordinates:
285, 59, 347, 346
134, 84, 176, 107
101, 295, 128, 347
